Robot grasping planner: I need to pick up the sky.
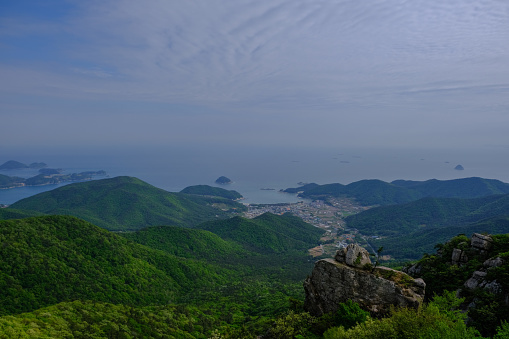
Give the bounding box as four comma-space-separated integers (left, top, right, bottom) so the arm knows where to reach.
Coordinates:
1, 0, 509, 152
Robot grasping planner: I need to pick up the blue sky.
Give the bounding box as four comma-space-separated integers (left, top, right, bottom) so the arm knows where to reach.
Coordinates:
2, 0, 509, 151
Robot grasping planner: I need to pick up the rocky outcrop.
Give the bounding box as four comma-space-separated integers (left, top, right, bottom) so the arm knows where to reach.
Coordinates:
471, 233, 493, 252
464, 256, 507, 301
304, 244, 425, 316
451, 248, 469, 265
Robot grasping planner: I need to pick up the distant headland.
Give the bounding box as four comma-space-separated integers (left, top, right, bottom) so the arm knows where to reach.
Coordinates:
0, 160, 107, 189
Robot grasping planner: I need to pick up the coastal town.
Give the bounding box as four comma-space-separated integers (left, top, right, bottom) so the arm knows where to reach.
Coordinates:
242, 196, 373, 257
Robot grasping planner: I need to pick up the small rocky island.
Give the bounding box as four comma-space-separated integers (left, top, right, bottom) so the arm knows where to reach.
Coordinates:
304, 244, 425, 316
454, 164, 465, 170
215, 176, 232, 184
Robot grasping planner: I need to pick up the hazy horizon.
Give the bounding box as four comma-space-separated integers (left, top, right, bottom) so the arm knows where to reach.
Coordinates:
2, 0, 509, 154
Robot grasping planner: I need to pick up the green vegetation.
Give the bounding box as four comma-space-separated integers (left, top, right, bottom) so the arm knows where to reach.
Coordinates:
345, 194, 509, 236
9, 176, 246, 231
373, 216, 509, 260
0, 300, 220, 338
323, 292, 484, 339
0, 212, 327, 336
180, 184, 243, 200
286, 177, 509, 206
0, 207, 44, 220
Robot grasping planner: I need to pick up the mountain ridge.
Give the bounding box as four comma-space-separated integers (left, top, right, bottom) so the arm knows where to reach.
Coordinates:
284, 177, 509, 206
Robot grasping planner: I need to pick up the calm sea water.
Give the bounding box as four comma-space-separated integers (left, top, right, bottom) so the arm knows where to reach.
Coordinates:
1, 145, 509, 205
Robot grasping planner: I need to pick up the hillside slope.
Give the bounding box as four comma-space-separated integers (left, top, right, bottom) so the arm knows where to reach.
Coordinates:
121, 225, 245, 260
198, 213, 324, 254
0, 215, 231, 315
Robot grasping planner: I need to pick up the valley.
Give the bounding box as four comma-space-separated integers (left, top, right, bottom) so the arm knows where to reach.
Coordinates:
243, 197, 372, 258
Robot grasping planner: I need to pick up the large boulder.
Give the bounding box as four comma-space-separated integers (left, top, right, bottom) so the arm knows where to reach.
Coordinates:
304, 257, 425, 316
471, 233, 493, 252
335, 244, 372, 268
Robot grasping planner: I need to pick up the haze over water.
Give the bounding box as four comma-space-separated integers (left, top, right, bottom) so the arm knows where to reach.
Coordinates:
2, 145, 508, 205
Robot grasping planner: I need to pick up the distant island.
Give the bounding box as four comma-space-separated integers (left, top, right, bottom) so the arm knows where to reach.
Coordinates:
0, 160, 107, 189
454, 164, 465, 170
0, 160, 47, 170
215, 176, 232, 184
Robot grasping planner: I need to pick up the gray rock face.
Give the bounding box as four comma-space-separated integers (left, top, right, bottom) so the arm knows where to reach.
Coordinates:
464, 271, 488, 290
451, 248, 468, 265
471, 233, 493, 251
304, 258, 425, 316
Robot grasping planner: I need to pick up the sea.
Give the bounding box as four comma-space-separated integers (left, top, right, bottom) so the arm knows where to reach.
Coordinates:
1, 144, 509, 206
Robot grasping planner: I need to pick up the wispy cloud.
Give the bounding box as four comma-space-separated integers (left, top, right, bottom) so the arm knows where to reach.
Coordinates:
1, 0, 509, 147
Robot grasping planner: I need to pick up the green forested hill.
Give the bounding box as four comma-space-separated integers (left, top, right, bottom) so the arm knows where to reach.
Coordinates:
286, 177, 509, 206
198, 213, 323, 254
345, 194, 509, 237
180, 184, 243, 200
0, 215, 231, 316
9, 176, 245, 231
